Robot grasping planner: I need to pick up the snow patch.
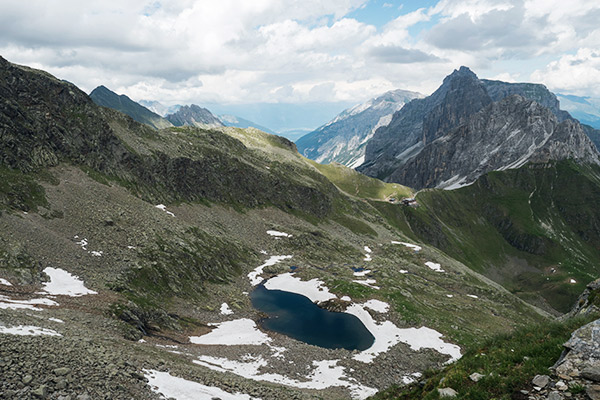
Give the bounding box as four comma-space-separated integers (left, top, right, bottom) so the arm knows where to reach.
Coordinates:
41, 267, 97, 297
570, 279, 577, 284
90, 251, 103, 257
439, 174, 472, 191
266, 230, 292, 238
467, 294, 479, 299
348, 155, 365, 169
363, 246, 372, 261
352, 279, 380, 290
155, 204, 175, 217
341, 296, 352, 301
189, 319, 271, 346
75, 237, 88, 250
399, 269, 409, 274
391, 241, 422, 251
0, 295, 58, 311
353, 269, 371, 277
363, 299, 389, 313
48, 318, 64, 323
0, 324, 61, 337
425, 262, 445, 273
220, 303, 234, 315
145, 369, 258, 400
264, 273, 337, 303
0, 278, 12, 286
248, 255, 293, 286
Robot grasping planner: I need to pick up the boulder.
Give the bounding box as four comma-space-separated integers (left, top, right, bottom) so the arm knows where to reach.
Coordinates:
438, 387, 458, 398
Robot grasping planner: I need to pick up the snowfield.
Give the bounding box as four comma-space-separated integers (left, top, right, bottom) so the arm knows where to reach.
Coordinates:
346, 304, 461, 363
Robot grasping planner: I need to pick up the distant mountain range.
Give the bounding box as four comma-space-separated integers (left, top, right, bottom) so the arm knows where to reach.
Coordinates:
139, 100, 182, 117
165, 104, 223, 128
296, 89, 424, 168
556, 94, 600, 129
92, 91, 279, 134
218, 114, 277, 135
89, 86, 173, 129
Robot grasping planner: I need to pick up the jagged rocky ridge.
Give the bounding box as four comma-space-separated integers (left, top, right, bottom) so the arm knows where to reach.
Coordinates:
394, 95, 599, 189
296, 89, 423, 168
166, 104, 224, 128
359, 67, 600, 189
0, 56, 335, 217
89, 85, 173, 130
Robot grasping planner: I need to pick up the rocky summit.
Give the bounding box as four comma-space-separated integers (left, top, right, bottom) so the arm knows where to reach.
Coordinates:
358, 67, 600, 189
165, 104, 224, 128
89, 86, 173, 130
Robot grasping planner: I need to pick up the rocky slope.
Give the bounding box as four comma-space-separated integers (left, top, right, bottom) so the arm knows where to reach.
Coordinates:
89, 86, 173, 130
165, 104, 224, 128
359, 67, 600, 189
296, 89, 423, 168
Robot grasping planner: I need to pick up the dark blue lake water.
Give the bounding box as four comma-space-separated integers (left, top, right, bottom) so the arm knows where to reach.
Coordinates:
250, 285, 374, 351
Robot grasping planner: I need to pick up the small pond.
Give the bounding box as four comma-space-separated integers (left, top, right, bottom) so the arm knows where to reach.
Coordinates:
251, 285, 375, 351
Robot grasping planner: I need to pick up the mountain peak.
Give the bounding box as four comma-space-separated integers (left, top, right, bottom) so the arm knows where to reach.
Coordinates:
166, 104, 223, 128
443, 66, 479, 84
89, 85, 172, 129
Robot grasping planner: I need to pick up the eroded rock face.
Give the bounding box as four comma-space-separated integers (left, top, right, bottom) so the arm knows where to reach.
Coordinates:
391, 95, 599, 189
569, 278, 600, 317
554, 319, 600, 388
358, 66, 600, 189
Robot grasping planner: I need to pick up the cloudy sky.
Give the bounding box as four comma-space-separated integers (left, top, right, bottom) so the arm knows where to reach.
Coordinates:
1, 0, 599, 115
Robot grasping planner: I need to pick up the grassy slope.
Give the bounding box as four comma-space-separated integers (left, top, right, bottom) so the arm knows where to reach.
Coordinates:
383, 161, 600, 314
309, 160, 413, 201
371, 313, 599, 400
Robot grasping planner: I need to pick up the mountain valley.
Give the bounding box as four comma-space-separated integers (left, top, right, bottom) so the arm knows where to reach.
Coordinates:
1, 55, 600, 400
